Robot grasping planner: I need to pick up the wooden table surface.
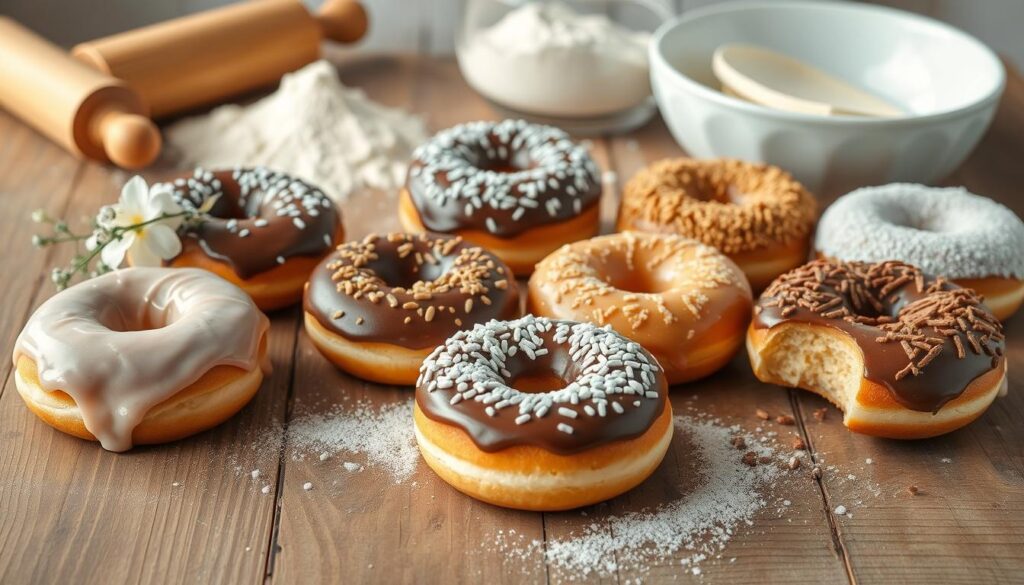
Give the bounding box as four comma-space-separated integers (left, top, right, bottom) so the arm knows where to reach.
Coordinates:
1, 56, 1022, 585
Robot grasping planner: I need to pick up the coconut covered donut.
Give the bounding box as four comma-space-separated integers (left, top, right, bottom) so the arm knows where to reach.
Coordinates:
414, 316, 672, 511
747, 259, 1007, 439
157, 167, 344, 311
13, 268, 270, 452
815, 184, 1024, 320
304, 233, 521, 385
528, 232, 752, 385
617, 158, 817, 291
399, 119, 602, 275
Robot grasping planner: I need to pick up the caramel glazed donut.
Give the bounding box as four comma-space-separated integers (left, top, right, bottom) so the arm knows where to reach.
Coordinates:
747, 259, 1007, 439
415, 315, 672, 511
529, 231, 752, 385
815, 183, 1024, 320
304, 233, 521, 385
13, 268, 270, 452
617, 158, 817, 291
153, 167, 344, 311
399, 119, 602, 276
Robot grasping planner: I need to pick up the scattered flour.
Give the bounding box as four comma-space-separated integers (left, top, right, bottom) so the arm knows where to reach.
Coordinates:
493, 416, 785, 577
286, 399, 418, 483
166, 60, 427, 203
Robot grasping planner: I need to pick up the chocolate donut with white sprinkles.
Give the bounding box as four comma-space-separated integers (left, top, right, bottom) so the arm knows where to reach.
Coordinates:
156, 166, 343, 310
399, 119, 602, 275
414, 315, 673, 511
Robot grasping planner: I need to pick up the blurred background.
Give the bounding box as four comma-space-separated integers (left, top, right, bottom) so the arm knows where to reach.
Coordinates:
2, 0, 1023, 69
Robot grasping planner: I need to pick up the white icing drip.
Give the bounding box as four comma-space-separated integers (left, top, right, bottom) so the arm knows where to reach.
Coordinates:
816, 184, 1024, 279
13, 268, 269, 452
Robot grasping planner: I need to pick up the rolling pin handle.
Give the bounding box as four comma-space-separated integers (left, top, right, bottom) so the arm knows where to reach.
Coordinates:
316, 0, 369, 44
95, 110, 162, 169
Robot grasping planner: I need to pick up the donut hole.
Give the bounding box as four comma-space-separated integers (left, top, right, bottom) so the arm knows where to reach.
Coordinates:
96, 304, 171, 332
507, 354, 576, 394
597, 259, 678, 295
468, 145, 534, 175
366, 255, 452, 290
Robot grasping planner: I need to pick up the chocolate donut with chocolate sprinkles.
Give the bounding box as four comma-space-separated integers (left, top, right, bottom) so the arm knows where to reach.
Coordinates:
156, 166, 343, 311
398, 119, 602, 276
303, 233, 521, 385
747, 259, 1007, 439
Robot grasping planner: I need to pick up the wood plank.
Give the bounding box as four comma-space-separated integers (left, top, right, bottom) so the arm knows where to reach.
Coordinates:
790, 63, 1024, 585
0, 151, 294, 584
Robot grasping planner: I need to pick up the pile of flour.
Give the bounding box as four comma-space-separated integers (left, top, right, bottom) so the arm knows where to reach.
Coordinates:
166, 60, 427, 203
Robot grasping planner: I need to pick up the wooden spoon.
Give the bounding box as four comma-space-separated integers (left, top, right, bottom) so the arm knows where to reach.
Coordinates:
712, 43, 903, 118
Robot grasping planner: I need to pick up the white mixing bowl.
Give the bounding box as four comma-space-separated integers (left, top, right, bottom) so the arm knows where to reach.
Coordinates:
649, 0, 1005, 194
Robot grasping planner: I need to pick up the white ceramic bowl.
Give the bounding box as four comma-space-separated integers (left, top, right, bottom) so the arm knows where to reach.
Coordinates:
649, 1, 1005, 194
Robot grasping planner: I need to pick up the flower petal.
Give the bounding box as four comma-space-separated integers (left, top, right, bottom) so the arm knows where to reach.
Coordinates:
101, 233, 134, 268
120, 176, 149, 215
127, 235, 160, 267
144, 223, 183, 260
146, 186, 184, 227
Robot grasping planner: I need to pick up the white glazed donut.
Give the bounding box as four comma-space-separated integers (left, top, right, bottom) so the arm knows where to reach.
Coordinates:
13, 267, 270, 451
815, 184, 1024, 320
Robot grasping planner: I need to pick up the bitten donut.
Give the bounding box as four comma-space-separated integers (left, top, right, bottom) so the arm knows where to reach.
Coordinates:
13, 268, 270, 452
414, 316, 672, 511
748, 259, 1007, 439
617, 158, 817, 291
155, 167, 344, 311
529, 232, 752, 385
399, 119, 602, 275
304, 233, 521, 385
815, 184, 1024, 320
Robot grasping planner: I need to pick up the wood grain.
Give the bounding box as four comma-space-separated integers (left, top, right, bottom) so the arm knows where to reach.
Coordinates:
0, 55, 1022, 585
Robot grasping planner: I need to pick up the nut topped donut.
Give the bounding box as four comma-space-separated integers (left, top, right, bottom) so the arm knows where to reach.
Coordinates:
399, 119, 602, 275
747, 259, 1007, 439
529, 232, 752, 385
157, 167, 344, 311
815, 184, 1024, 320
414, 315, 672, 511
304, 233, 521, 385
617, 158, 817, 291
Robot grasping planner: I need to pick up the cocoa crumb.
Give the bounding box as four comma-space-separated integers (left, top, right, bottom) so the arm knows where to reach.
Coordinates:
907, 485, 920, 496
730, 436, 747, 450
791, 436, 806, 450
787, 456, 801, 470
758, 455, 772, 465
755, 409, 770, 420
776, 414, 795, 425
811, 465, 822, 479
742, 452, 758, 467
813, 407, 828, 421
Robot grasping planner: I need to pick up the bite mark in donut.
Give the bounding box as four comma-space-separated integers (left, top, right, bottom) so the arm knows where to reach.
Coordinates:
748, 259, 1007, 438
617, 158, 817, 291
528, 232, 752, 384
400, 120, 602, 275
304, 233, 521, 385
415, 316, 672, 510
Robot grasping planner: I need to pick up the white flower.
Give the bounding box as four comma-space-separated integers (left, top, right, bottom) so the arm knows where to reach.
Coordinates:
99, 176, 184, 269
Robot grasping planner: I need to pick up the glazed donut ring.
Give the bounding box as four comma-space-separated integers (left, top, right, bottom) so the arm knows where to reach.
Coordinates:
617, 158, 817, 291
747, 259, 1007, 439
815, 184, 1024, 320
415, 316, 672, 511
399, 119, 602, 275
528, 232, 752, 384
13, 268, 270, 452
304, 233, 521, 385
158, 167, 344, 311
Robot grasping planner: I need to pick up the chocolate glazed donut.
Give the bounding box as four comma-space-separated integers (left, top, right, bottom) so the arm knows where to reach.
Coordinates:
161, 167, 342, 279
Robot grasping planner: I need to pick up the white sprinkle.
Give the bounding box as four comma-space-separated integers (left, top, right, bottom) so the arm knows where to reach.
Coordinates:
834, 505, 847, 515
303, 482, 314, 491
557, 407, 578, 419
293, 217, 307, 229
171, 482, 181, 487
238, 228, 250, 238
865, 458, 873, 464
261, 485, 271, 494
556, 423, 574, 435
515, 414, 531, 425
319, 452, 330, 461
343, 462, 361, 472
250, 470, 260, 479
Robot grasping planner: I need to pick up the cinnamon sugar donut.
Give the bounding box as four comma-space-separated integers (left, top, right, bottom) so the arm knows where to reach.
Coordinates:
399, 120, 602, 275
304, 233, 521, 385
529, 232, 752, 384
157, 167, 344, 311
815, 184, 1024, 320
415, 316, 671, 511
13, 268, 270, 452
747, 259, 1007, 439
617, 158, 817, 291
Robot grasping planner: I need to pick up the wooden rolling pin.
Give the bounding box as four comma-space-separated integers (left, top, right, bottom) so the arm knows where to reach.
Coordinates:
72, 0, 369, 119
0, 17, 161, 169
